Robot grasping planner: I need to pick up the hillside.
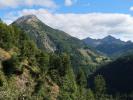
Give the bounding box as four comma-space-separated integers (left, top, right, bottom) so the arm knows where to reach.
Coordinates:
12, 15, 108, 74
83, 35, 133, 57
12, 15, 85, 53
0, 48, 11, 61
1, 17, 117, 100
1, 15, 133, 100
89, 54, 133, 95
0, 21, 91, 99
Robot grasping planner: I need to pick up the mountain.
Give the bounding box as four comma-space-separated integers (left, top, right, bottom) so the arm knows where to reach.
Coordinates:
101, 35, 125, 44
0, 19, 100, 100
1, 15, 133, 100
12, 15, 108, 74
12, 15, 86, 53
89, 54, 133, 95
12, 15, 56, 52
83, 35, 133, 57
0, 16, 110, 100
0, 21, 58, 99
0, 20, 82, 99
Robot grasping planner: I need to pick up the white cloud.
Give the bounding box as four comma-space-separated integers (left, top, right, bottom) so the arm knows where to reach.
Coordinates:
4, 8, 133, 41
0, 0, 57, 8
130, 6, 133, 11
65, 0, 73, 6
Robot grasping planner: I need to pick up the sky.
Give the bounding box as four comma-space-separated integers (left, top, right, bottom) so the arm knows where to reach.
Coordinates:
0, 0, 133, 41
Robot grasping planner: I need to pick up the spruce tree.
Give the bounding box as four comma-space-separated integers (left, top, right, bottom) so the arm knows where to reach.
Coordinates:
94, 75, 106, 99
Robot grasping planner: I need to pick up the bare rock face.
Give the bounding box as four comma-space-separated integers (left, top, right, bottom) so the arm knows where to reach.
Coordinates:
13, 15, 56, 52
14, 15, 38, 24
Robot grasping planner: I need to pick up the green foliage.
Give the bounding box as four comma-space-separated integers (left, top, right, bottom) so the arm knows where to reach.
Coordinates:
91, 54, 133, 95
86, 89, 95, 100
1, 17, 132, 100
12, 15, 109, 77
20, 40, 38, 58
2, 55, 23, 76
94, 75, 106, 94
49, 54, 62, 69
0, 22, 13, 50
94, 75, 106, 99
60, 53, 70, 76
76, 68, 87, 88
48, 53, 79, 100
49, 53, 71, 77
58, 67, 78, 100
36, 51, 49, 73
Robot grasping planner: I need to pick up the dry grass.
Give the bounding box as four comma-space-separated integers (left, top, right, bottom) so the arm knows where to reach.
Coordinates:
0, 48, 11, 61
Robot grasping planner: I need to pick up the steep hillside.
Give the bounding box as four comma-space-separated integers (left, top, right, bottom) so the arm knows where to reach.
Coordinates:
12, 15, 108, 73
89, 54, 133, 95
83, 35, 133, 57
12, 15, 56, 52
1, 15, 133, 100
0, 48, 11, 61
0, 21, 88, 99
12, 15, 85, 53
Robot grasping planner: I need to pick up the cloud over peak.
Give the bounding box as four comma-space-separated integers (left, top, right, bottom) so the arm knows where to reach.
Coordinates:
4, 8, 133, 41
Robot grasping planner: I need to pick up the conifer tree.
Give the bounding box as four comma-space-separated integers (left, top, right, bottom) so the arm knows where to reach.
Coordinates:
76, 68, 87, 88
94, 75, 106, 99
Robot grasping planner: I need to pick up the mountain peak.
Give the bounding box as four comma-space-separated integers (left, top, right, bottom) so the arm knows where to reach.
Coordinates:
22, 14, 37, 19
103, 35, 116, 40
14, 14, 39, 24
101, 35, 126, 45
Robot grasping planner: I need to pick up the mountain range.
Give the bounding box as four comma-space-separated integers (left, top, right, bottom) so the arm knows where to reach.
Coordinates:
12, 15, 108, 74
83, 35, 133, 57
1, 14, 133, 99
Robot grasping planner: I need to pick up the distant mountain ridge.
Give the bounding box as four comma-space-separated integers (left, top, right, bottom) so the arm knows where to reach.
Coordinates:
83, 35, 130, 47
83, 35, 133, 57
